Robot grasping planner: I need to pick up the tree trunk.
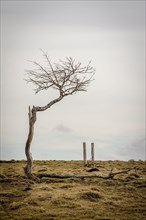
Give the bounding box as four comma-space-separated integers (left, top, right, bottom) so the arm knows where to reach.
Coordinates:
24, 95, 63, 176
24, 106, 36, 176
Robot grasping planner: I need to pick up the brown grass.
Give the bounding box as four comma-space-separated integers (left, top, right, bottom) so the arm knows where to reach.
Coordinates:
0, 160, 146, 219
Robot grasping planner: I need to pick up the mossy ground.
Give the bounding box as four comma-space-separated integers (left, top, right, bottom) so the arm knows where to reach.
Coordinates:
0, 160, 146, 219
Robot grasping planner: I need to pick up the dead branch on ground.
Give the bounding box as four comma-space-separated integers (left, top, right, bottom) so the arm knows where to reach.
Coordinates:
37, 167, 136, 180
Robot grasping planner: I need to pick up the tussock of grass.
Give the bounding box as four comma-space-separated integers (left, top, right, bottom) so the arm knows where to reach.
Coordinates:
80, 191, 102, 202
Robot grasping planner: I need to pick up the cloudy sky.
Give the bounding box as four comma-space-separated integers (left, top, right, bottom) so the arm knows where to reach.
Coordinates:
1, 0, 145, 161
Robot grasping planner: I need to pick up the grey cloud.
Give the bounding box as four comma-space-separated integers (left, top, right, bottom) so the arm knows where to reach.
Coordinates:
1, 1, 144, 31
91, 135, 145, 161
54, 124, 73, 133
115, 138, 146, 160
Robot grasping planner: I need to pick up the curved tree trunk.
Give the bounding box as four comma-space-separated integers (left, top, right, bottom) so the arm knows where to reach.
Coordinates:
24, 106, 36, 176
24, 96, 63, 176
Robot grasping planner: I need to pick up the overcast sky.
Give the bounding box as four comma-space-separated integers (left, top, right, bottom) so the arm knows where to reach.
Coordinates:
1, 0, 145, 161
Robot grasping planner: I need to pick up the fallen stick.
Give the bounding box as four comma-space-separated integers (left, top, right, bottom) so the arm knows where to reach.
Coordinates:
37, 168, 135, 180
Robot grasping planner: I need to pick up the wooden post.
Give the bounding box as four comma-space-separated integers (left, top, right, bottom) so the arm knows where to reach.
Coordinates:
91, 143, 94, 162
83, 142, 87, 165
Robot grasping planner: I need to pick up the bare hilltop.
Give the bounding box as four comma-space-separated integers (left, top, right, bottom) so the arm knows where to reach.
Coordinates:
0, 160, 146, 219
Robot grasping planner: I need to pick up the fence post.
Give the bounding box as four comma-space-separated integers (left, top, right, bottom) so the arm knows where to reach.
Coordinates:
91, 142, 94, 162
83, 142, 87, 165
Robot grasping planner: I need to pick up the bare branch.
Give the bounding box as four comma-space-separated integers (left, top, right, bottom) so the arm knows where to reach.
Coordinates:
25, 53, 95, 101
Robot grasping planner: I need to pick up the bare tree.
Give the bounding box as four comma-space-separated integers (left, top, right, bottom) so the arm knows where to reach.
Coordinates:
24, 51, 95, 176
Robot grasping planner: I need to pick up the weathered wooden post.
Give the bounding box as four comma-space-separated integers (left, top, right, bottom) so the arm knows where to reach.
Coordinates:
91, 142, 94, 162
83, 142, 87, 165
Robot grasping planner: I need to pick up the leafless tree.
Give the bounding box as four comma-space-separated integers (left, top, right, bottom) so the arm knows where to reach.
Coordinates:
24, 51, 95, 176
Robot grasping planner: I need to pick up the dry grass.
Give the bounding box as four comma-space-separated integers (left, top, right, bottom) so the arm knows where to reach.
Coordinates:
0, 160, 146, 219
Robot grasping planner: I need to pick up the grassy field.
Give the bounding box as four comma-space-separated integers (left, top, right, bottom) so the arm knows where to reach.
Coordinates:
0, 160, 146, 219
